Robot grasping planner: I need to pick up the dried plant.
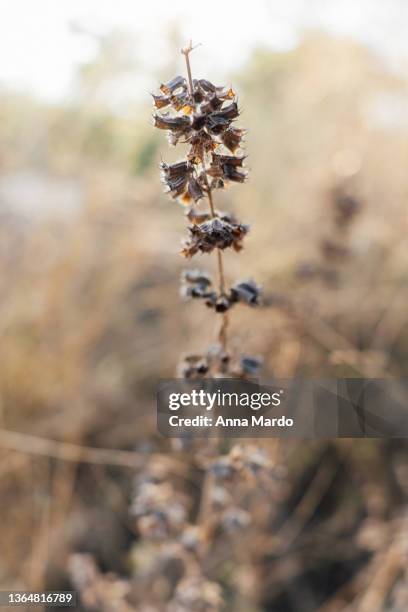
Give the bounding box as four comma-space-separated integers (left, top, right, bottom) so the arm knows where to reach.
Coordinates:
82, 41, 283, 612
296, 182, 362, 288
153, 41, 262, 379
71, 43, 280, 612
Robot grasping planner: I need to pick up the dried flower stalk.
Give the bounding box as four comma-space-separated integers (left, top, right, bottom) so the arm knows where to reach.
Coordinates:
296, 183, 362, 288
153, 41, 262, 378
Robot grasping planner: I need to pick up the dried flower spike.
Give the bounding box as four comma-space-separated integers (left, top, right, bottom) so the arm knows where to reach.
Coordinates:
152, 41, 263, 378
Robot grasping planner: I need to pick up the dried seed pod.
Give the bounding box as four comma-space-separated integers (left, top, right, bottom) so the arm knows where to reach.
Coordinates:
161, 161, 192, 199
211, 153, 246, 167
230, 280, 262, 306
170, 91, 193, 112
213, 295, 232, 313
161, 160, 191, 178
220, 127, 245, 152
160, 75, 187, 95
152, 93, 170, 109
187, 176, 204, 202
181, 269, 216, 302
177, 353, 209, 378
168, 574, 223, 612
187, 129, 217, 161
182, 269, 212, 287
205, 114, 230, 136
154, 114, 191, 132
200, 95, 224, 114
191, 113, 207, 131
239, 355, 263, 377
223, 164, 247, 183
195, 78, 217, 93
210, 101, 239, 121
181, 285, 216, 301
181, 218, 249, 257
160, 161, 204, 204
208, 154, 247, 184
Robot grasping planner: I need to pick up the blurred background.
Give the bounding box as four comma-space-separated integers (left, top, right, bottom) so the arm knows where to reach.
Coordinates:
0, 0, 408, 610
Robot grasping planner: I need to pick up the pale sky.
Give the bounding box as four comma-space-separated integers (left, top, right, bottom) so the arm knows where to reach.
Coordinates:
0, 0, 407, 103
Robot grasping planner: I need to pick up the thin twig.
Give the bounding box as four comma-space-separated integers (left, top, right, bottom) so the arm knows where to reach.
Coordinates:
206, 179, 216, 218
0, 428, 188, 474
181, 40, 195, 95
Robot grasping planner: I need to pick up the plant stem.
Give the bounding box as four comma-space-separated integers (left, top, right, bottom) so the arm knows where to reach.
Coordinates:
206, 178, 216, 217
204, 175, 229, 350
181, 40, 195, 96
181, 43, 229, 351
216, 248, 226, 295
